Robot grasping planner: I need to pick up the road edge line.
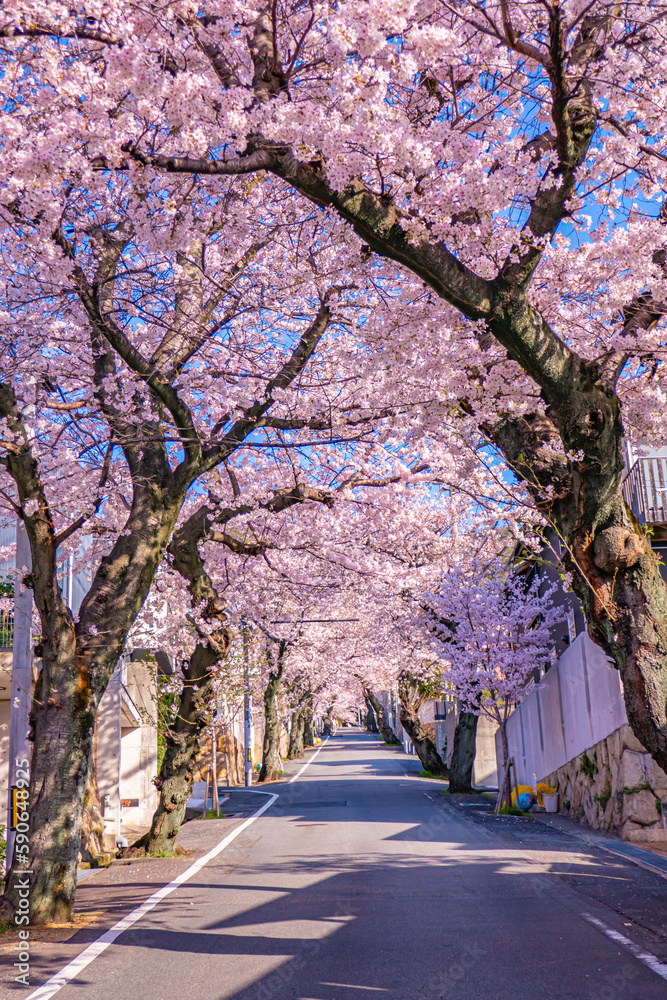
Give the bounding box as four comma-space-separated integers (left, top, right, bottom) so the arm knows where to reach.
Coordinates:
287, 736, 330, 783
26, 791, 279, 1000
582, 911, 667, 982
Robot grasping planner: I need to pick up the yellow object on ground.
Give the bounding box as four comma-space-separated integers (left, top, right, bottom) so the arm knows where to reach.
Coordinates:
511, 783, 557, 808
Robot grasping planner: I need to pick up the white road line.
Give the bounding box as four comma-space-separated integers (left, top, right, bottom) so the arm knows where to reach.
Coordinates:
582, 912, 667, 982
287, 737, 330, 783
26, 791, 279, 1000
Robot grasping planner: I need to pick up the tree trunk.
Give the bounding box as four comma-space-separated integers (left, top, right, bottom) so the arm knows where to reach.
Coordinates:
0, 470, 187, 924
258, 641, 287, 783
364, 697, 379, 733
288, 710, 305, 758
399, 707, 449, 775
447, 711, 479, 793
303, 702, 315, 748
397, 675, 448, 776
80, 728, 105, 863
364, 687, 402, 745
211, 724, 219, 815
12, 618, 96, 924
495, 722, 511, 812
144, 638, 226, 854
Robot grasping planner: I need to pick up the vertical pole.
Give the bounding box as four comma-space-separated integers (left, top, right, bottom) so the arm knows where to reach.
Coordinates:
243, 622, 252, 787
6, 519, 33, 867
211, 722, 219, 815
201, 767, 210, 819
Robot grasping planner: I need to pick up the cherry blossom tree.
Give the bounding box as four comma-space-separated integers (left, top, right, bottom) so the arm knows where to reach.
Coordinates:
428, 564, 562, 805
4, 1, 666, 768
0, 182, 406, 922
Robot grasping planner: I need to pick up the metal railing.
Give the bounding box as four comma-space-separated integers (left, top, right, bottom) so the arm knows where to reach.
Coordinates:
0, 607, 13, 649
623, 457, 667, 525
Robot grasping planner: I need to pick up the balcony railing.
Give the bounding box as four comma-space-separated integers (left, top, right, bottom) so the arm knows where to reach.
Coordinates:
623, 458, 667, 526
0, 608, 13, 649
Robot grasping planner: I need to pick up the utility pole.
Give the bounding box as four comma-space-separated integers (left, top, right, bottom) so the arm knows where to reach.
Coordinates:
6, 519, 33, 867
242, 622, 253, 787
211, 721, 219, 815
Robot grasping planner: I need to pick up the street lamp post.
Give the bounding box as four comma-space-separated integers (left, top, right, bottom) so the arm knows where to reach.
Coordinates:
242, 622, 252, 787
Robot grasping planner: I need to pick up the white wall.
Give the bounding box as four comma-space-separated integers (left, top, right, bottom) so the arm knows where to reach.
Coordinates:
119, 661, 158, 827
503, 632, 627, 784
474, 716, 499, 788
97, 667, 122, 848
0, 699, 9, 834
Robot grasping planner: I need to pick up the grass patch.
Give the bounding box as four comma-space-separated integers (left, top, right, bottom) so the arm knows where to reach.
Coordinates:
419, 770, 449, 781
594, 788, 612, 808
201, 810, 231, 819
579, 750, 598, 780
0, 911, 104, 942
498, 805, 530, 817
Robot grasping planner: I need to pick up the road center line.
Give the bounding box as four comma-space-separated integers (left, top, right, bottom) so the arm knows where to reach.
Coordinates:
287, 736, 330, 783
581, 912, 667, 982
26, 790, 279, 1000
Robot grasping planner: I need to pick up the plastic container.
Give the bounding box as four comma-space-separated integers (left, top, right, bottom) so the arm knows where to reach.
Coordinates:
543, 792, 559, 813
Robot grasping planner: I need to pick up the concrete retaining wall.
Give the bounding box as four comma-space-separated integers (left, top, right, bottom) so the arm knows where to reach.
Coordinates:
503, 631, 667, 839
502, 632, 626, 786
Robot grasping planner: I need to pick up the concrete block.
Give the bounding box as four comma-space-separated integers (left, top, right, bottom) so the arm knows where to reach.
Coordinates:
621, 819, 646, 841
624, 828, 667, 843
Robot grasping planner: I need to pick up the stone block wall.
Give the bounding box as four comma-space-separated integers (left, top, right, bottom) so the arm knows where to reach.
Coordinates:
543, 723, 667, 841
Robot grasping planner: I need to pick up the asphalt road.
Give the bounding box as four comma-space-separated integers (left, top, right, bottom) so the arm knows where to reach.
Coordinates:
30, 729, 667, 1000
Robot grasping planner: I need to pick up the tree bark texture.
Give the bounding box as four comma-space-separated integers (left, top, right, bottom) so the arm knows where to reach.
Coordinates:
144, 507, 230, 854
364, 697, 379, 733
363, 687, 402, 745
5, 482, 184, 924
258, 641, 287, 783
397, 674, 448, 776
288, 710, 305, 759
447, 712, 479, 794
144, 642, 225, 853
80, 731, 105, 862
303, 697, 315, 748
495, 722, 511, 812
